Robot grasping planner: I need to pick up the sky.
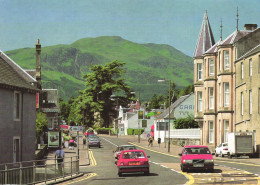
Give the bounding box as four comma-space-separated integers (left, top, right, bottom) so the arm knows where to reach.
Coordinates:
0, 0, 259, 56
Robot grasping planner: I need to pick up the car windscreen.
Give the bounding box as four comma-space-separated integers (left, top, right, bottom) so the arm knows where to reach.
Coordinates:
184, 147, 211, 154
223, 143, 228, 147
122, 151, 145, 159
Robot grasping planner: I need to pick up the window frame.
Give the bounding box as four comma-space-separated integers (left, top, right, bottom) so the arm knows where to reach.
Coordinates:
209, 58, 214, 76
208, 121, 214, 143
209, 87, 214, 109
224, 83, 229, 107
224, 50, 230, 70
223, 120, 229, 143
249, 58, 252, 76
197, 63, 203, 81
249, 90, 252, 115
14, 91, 22, 121
197, 91, 203, 112
241, 62, 244, 79
219, 51, 222, 71
241, 92, 244, 115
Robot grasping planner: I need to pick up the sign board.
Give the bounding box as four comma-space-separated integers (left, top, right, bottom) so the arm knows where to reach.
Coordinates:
157, 122, 168, 131
69, 126, 83, 132
48, 131, 60, 147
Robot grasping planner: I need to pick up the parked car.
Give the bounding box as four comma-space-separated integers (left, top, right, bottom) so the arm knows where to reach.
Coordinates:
84, 130, 94, 137
117, 150, 150, 177
113, 145, 137, 164
88, 134, 99, 140
178, 145, 214, 172
88, 137, 101, 148
215, 142, 229, 157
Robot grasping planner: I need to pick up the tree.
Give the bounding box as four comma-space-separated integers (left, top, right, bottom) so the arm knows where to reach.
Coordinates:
36, 111, 48, 144
69, 61, 133, 128
174, 115, 199, 129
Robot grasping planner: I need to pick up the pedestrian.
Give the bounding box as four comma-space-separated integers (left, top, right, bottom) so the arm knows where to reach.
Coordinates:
69, 139, 74, 150
83, 136, 86, 145
148, 135, 153, 147
55, 146, 65, 176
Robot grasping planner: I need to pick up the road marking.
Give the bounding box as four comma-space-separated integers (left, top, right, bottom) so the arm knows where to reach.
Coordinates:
89, 150, 97, 166
101, 137, 118, 147
63, 173, 97, 185
216, 159, 260, 167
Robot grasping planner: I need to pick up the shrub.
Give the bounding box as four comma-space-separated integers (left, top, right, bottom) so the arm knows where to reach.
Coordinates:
95, 127, 112, 134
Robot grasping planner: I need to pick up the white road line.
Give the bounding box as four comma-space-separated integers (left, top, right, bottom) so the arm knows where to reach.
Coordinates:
101, 137, 118, 147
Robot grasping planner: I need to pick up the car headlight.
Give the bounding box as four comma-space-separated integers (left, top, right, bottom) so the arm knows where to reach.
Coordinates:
204, 159, 214, 163
183, 160, 193, 164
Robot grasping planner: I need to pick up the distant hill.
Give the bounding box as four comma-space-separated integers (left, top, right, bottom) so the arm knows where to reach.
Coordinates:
5, 36, 193, 101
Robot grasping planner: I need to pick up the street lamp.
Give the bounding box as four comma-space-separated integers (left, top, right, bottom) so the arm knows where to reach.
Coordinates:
110, 95, 119, 138
158, 79, 172, 153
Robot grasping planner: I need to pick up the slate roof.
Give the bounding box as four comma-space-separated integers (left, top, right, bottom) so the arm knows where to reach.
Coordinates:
236, 44, 260, 61
156, 93, 193, 120
221, 30, 251, 45
0, 50, 39, 92
193, 11, 215, 58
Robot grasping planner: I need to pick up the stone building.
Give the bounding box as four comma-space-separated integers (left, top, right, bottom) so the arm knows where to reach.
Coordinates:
0, 50, 39, 164
193, 11, 259, 150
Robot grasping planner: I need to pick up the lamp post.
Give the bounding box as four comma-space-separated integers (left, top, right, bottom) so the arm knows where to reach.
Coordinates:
158, 79, 172, 153
110, 95, 119, 138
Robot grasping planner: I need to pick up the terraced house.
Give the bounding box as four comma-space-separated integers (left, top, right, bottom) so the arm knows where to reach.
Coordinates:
0, 50, 39, 164
193, 11, 260, 154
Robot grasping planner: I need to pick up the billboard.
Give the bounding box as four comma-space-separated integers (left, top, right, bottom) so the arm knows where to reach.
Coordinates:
142, 120, 147, 128
48, 131, 60, 147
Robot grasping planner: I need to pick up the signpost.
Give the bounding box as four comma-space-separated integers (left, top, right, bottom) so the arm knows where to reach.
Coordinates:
69, 126, 83, 158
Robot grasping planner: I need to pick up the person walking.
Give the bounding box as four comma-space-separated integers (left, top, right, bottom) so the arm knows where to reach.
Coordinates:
148, 135, 153, 147
55, 146, 65, 176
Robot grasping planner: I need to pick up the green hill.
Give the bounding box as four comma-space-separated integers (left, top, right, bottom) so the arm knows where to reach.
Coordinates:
5, 36, 193, 101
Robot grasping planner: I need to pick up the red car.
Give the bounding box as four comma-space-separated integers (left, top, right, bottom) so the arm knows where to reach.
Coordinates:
84, 130, 94, 137
178, 145, 214, 172
117, 150, 150, 176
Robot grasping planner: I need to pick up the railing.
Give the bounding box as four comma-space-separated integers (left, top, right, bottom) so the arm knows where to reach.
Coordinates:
0, 156, 79, 185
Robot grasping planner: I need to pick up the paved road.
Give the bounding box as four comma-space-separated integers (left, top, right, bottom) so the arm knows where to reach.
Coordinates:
60, 135, 260, 185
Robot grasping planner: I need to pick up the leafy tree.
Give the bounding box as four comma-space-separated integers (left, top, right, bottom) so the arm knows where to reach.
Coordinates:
36, 111, 48, 144
69, 61, 133, 128
174, 115, 199, 129
59, 97, 74, 123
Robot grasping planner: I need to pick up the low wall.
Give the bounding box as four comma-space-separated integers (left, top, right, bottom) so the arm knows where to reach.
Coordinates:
166, 138, 200, 146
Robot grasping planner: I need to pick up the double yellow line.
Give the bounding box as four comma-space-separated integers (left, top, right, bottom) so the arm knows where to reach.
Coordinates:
89, 149, 97, 166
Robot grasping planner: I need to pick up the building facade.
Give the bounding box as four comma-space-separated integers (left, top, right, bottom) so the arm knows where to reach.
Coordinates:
0, 50, 39, 164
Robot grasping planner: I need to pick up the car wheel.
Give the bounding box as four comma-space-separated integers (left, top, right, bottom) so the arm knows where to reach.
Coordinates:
99, 145, 101, 148
210, 168, 214, 173
215, 151, 219, 157
89, 146, 91, 149
228, 154, 232, 159
118, 172, 122, 177
181, 165, 186, 172
221, 152, 224, 157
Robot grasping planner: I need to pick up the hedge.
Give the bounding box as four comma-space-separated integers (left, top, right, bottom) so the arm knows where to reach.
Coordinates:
127, 128, 144, 135
95, 127, 112, 134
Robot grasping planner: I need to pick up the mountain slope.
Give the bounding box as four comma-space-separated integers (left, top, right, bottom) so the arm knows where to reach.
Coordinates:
5, 36, 193, 100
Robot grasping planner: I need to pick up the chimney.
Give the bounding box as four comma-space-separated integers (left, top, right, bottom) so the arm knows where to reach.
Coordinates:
244, 24, 257, 31
36, 39, 41, 88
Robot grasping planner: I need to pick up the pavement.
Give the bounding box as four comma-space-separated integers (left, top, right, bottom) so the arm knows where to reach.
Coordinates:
41, 134, 260, 184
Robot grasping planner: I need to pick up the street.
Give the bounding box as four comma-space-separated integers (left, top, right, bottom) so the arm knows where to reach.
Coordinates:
58, 135, 260, 185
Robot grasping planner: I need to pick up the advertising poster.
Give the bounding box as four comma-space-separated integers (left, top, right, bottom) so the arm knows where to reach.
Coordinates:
48, 131, 60, 147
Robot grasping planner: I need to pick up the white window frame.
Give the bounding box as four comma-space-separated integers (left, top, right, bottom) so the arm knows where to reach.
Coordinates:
249, 90, 252, 115
197, 63, 202, 81
224, 50, 230, 70
209, 87, 214, 109
241, 62, 244, 79
249, 58, 252, 76
209, 58, 214, 76
209, 121, 214, 143
197, 91, 203, 112
224, 120, 229, 142
241, 92, 244, 115
224, 83, 229, 107
14, 91, 22, 121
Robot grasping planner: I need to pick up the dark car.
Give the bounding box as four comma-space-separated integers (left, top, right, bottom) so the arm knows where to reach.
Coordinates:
178, 145, 214, 172
88, 137, 101, 148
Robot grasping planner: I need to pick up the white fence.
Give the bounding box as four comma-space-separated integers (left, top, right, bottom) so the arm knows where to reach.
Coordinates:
155, 128, 200, 143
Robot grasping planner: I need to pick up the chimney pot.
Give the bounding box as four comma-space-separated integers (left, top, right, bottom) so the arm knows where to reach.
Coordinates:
244, 24, 257, 31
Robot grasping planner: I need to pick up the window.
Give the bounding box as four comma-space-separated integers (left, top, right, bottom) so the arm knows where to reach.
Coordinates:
219, 51, 222, 71
224, 50, 230, 70
249, 58, 252, 76
13, 137, 20, 163
209, 121, 214, 143
224, 83, 229, 107
209, 87, 214, 109
209, 58, 214, 76
241, 62, 244, 79
205, 59, 207, 77
219, 83, 222, 107
249, 90, 252, 115
197, 63, 202, 81
258, 55, 260, 74
224, 120, 229, 142
197, 91, 203, 112
14, 91, 21, 120
241, 92, 244, 115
